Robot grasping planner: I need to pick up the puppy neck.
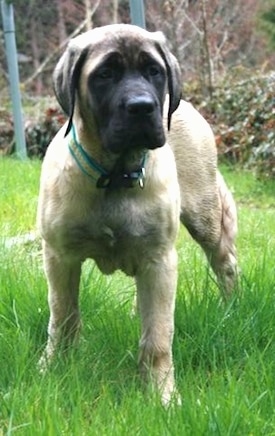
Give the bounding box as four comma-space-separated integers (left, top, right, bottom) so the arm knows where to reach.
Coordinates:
68, 123, 147, 189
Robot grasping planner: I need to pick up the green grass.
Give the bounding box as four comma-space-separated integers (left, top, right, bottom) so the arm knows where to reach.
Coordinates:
0, 157, 275, 435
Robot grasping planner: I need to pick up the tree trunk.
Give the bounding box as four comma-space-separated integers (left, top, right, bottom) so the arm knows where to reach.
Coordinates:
113, 0, 118, 23
85, 0, 92, 30
56, 0, 67, 44
200, 0, 214, 98
30, 16, 43, 94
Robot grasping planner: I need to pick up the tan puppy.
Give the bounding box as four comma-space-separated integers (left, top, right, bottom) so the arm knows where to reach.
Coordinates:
37, 24, 237, 406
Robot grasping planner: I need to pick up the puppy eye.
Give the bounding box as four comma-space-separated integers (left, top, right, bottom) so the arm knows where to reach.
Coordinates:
148, 64, 161, 76
96, 67, 114, 80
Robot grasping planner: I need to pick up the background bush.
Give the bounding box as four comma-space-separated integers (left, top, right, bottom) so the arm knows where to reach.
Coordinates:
187, 71, 275, 179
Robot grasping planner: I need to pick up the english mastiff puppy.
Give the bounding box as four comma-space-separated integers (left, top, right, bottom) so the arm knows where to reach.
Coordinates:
37, 24, 237, 405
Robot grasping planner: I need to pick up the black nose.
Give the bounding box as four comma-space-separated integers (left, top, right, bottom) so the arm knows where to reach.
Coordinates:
126, 96, 155, 116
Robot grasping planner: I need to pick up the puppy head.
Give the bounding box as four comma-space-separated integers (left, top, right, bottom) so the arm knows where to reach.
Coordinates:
53, 24, 182, 151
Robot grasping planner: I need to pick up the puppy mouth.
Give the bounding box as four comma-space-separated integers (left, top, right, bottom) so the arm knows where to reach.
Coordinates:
105, 132, 165, 154
101, 121, 166, 154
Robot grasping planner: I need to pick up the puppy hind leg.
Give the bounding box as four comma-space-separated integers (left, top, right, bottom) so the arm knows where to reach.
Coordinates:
181, 173, 238, 297
208, 173, 238, 296
39, 242, 82, 370
198, 174, 238, 297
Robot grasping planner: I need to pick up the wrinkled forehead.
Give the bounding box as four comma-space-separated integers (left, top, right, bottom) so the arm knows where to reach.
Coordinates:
72, 24, 165, 49
72, 25, 166, 73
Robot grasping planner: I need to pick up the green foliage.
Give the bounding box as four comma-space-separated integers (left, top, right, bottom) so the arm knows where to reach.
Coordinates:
261, 6, 275, 48
192, 73, 275, 179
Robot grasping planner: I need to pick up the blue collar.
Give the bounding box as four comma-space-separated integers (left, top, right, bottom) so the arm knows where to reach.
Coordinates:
68, 124, 147, 189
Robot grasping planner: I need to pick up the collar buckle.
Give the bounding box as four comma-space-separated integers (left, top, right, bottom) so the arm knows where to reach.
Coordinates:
96, 167, 146, 189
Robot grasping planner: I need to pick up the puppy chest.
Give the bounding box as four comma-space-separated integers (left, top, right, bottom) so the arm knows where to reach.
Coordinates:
63, 202, 175, 272
65, 219, 157, 275
68, 215, 160, 255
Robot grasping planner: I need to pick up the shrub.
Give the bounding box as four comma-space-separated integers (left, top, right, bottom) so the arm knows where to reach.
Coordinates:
0, 109, 14, 155
0, 106, 65, 158
192, 72, 275, 179
25, 107, 66, 157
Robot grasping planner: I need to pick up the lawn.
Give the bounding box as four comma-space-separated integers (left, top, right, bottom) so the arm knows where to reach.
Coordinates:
0, 157, 274, 435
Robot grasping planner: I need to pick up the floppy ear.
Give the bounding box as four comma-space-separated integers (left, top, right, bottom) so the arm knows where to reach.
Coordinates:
154, 33, 182, 130
53, 42, 88, 136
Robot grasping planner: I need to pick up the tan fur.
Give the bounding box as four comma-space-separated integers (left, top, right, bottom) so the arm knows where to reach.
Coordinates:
37, 24, 237, 406
166, 100, 238, 294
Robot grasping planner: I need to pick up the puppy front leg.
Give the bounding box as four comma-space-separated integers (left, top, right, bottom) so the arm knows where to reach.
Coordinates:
136, 248, 180, 406
40, 242, 82, 369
